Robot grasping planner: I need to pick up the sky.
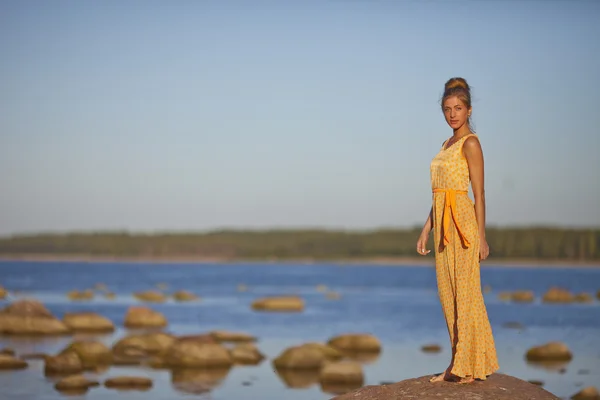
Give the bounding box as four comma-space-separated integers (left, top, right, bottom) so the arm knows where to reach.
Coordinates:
1, 0, 599, 236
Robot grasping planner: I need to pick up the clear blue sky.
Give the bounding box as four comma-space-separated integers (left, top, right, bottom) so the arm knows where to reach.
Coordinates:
1, 0, 599, 236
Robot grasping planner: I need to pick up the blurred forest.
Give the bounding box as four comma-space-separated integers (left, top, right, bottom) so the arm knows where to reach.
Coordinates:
0, 228, 598, 262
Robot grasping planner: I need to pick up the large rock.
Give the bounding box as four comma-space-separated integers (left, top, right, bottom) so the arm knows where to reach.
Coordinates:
273, 344, 327, 370
327, 334, 381, 353
525, 342, 573, 362
164, 341, 233, 369
63, 312, 115, 333
571, 387, 600, 400
112, 332, 176, 357
60, 341, 113, 368
330, 373, 560, 400
542, 287, 574, 303
0, 354, 28, 369
123, 306, 167, 328
0, 299, 70, 335
45, 351, 83, 375
251, 296, 304, 312
210, 330, 256, 343
54, 375, 100, 392
104, 376, 153, 390
173, 290, 199, 302
230, 343, 265, 365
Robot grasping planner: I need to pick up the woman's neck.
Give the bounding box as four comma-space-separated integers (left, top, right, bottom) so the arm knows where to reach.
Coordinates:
453, 126, 471, 138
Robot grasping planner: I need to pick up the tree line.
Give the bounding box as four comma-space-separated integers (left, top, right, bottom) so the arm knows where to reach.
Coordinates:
0, 227, 598, 261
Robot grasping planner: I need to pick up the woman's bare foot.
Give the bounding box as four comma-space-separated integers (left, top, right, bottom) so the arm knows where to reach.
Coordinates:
429, 372, 445, 383
457, 376, 475, 384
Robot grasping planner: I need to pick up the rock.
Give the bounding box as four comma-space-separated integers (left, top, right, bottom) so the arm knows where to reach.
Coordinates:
326, 291, 341, 300
597, 290, 600, 301
528, 379, 544, 386
543, 287, 574, 303
525, 342, 573, 362
123, 306, 167, 328
134, 290, 167, 302
0, 285, 7, 299
327, 334, 381, 353
330, 373, 561, 400
60, 341, 113, 368
230, 343, 265, 365
164, 341, 233, 368
251, 296, 304, 312
0, 348, 15, 356
421, 344, 442, 353
301, 343, 344, 360
173, 290, 199, 302
63, 312, 115, 333
574, 293, 594, 303
104, 376, 153, 390
511, 290, 535, 303
54, 375, 100, 391
571, 387, 600, 400
112, 332, 176, 356
0, 299, 70, 335
210, 330, 256, 343
45, 351, 83, 375
273, 344, 326, 370
0, 354, 28, 369
67, 290, 94, 301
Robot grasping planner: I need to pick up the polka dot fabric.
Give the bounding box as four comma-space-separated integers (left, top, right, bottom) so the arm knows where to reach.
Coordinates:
429, 133, 499, 380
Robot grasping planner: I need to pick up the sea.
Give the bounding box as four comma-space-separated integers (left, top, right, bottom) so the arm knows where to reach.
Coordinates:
0, 260, 599, 400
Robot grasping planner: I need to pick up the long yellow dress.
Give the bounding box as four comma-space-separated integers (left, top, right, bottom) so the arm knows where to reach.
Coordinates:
429, 133, 499, 380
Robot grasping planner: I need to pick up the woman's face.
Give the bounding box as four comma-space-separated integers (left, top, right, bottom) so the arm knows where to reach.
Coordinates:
443, 96, 471, 131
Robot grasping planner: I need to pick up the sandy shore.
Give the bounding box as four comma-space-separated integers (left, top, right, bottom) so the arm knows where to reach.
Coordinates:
0, 254, 599, 268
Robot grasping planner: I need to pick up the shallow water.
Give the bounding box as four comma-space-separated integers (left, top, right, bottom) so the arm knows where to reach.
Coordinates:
0, 260, 599, 399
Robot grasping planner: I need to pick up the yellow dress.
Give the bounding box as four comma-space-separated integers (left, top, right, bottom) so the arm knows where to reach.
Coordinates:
429, 133, 499, 380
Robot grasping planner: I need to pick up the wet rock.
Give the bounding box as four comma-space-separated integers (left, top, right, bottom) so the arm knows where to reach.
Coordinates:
273, 344, 326, 370
0, 299, 70, 335
574, 293, 594, 303
542, 287, 574, 303
123, 306, 168, 328
528, 379, 544, 386
45, 351, 83, 375
525, 342, 573, 362
571, 387, 600, 400
230, 343, 265, 365
327, 334, 381, 353
301, 343, 344, 361
210, 330, 256, 343
597, 290, 600, 301
54, 374, 100, 392
164, 340, 233, 368
251, 296, 304, 312
421, 344, 442, 353
63, 312, 115, 333
0, 354, 28, 369
113, 332, 176, 357
67, 290, 94, 301
133, 290, 167, 303
0, 285, 7, 299
511, 290, 535, 303
330, 373, 560, 400
60, 341, 113, 368
0, 348, 15, 356
104, 376, 153, 390
173, 290, 199, 302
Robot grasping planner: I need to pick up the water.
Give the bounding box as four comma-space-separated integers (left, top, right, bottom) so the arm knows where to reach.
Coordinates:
0, 260, 599, 400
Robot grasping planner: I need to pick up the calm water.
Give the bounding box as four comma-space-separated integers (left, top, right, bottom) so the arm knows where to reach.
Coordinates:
0, 260, 599, 400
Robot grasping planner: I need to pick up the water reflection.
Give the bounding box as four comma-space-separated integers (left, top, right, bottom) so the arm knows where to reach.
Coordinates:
320, 381, 363, 396
525, 360, 570, 372
274, 367, 320, 389
170, 367, 232, 395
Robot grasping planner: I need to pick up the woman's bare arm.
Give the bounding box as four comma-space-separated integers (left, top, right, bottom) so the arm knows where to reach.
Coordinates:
463, 136, 487, 243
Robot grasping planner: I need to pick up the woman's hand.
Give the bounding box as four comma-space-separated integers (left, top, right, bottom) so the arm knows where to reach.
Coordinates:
416, 230, 431, 256
480, 237, 490, 260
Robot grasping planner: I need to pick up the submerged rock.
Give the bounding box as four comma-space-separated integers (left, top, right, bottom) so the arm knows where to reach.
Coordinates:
123, 306, 168, 328
330, 373, 560, 400
251, 296, 304, 312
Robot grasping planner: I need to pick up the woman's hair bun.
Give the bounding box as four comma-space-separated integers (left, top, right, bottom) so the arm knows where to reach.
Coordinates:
444, 77, 470, 92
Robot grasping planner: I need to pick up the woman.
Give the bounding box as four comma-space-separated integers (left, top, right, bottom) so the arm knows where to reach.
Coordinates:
416, 77, 499, 384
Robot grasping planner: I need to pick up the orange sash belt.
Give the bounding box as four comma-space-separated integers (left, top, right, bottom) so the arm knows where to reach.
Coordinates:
433, 188, 470, 248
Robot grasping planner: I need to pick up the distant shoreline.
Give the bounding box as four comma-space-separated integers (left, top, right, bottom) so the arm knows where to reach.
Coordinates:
0, 254, 599, 268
